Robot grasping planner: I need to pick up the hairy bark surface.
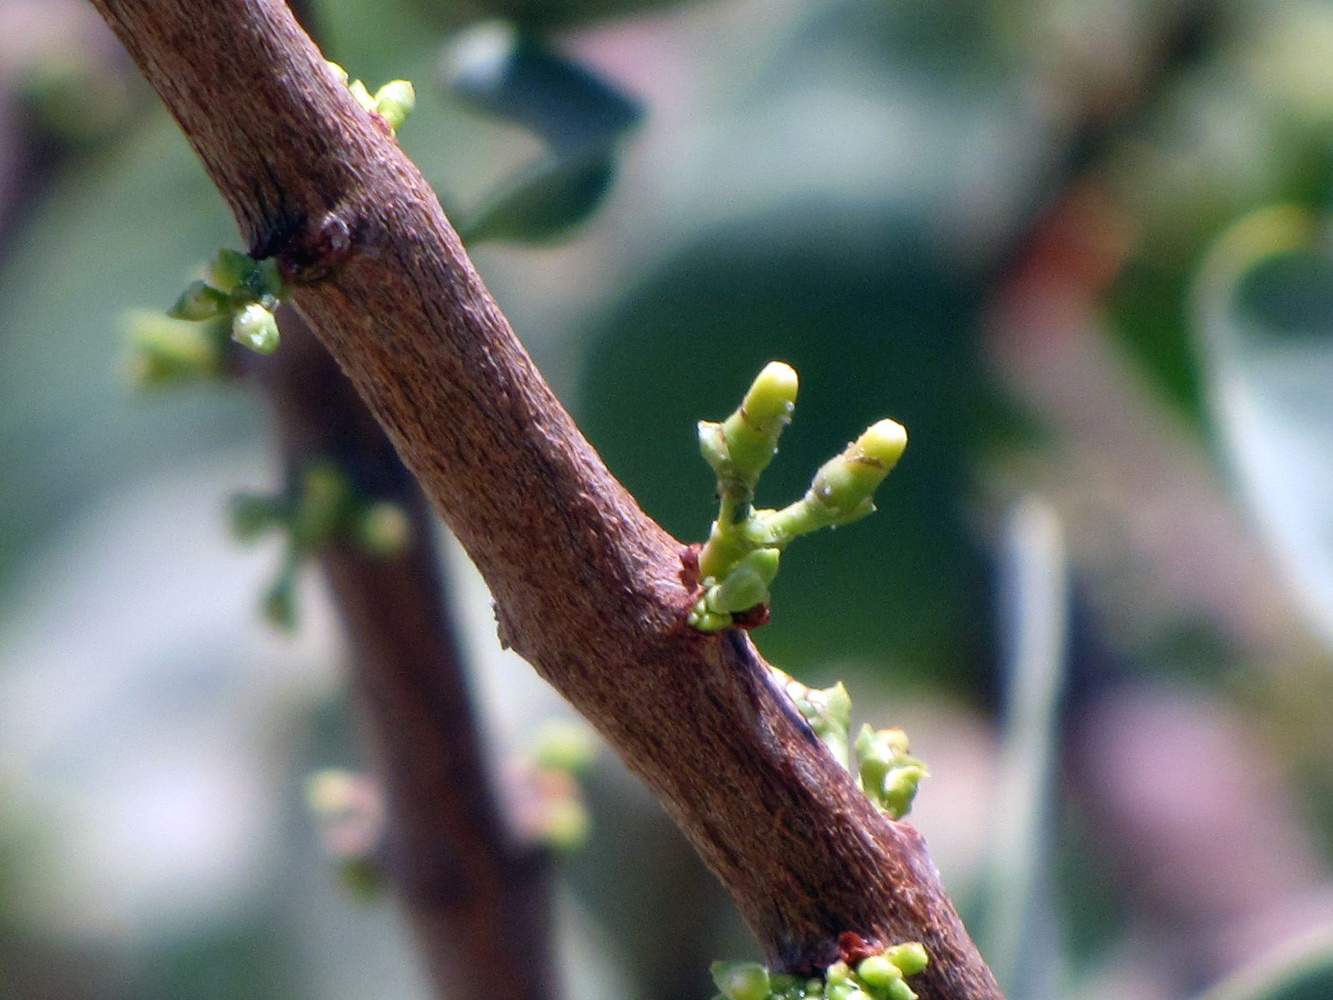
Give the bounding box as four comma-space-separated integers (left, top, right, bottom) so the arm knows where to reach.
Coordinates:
89, 2, 1003, 996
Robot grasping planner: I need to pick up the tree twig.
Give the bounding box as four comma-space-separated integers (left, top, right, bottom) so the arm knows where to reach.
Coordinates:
88, 2, 1003, 995
252, 307, 555, 1000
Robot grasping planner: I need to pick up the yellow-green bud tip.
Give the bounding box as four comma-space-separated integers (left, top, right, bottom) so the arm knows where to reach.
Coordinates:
743, 361, 799, 426
856, 419, 907, 470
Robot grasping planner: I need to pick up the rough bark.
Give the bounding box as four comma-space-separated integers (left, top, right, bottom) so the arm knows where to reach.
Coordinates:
87, 1, 1003, 996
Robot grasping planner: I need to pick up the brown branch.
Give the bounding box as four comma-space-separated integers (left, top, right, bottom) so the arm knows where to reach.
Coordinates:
251, 307, 555, 1000
88, 1, 1003, 996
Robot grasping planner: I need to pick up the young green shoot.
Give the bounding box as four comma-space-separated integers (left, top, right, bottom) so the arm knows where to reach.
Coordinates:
689, 362, 907, 632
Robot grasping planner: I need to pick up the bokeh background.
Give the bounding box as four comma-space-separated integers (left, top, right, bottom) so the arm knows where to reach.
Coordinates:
3, 0, 1333, 997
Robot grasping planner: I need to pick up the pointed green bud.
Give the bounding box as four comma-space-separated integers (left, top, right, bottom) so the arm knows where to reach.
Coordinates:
882, 944, 928, 977
808, 419, 907, 522
711, 962, 771, 1000
532, 720, 597, 775
231, 303, 280, 355
353, 501, 412, 557
708, 547, 780, 614
374, 79, 415, 132
125, 310, 224, 386
883, 982, 916, 1000
208, 247, 258, 292
168, 280, 230, 321
705, 361, 799, 487
792, 681, 853, 770
856, 956, 903, 993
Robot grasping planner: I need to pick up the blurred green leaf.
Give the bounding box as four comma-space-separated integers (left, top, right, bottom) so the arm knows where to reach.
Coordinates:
460, 151, 616, 244
1194, 206, 1333, 648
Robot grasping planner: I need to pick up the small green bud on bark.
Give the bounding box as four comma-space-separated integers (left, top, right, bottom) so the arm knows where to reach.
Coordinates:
168, 280, 229, 320
856, 956, 903, 992
374, 79, 415, 132
711, 962, 771, 1000
231, 303, 280, 355
882, 944, 928, 977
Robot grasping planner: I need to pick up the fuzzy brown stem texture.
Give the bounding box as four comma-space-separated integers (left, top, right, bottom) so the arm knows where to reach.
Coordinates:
88, 1, 1003, 996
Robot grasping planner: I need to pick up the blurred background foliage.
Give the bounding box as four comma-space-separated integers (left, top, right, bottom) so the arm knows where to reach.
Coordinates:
2, 0, 1333, 998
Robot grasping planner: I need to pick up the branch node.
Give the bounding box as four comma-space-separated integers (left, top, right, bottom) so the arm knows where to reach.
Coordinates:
258, 208, 355, 284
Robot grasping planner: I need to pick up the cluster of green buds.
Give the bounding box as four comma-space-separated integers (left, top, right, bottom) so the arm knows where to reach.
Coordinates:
688, 362, 908, 631
328, 61, 415, 134
856, 726, 929, 821
769, 668, 927, 818
771, 668, 853, 769
126, 248, 286, 384
230, 460, 412, 629
305, 768, 385, 899
515, 720, 599, 852
711, 944, 928, 1000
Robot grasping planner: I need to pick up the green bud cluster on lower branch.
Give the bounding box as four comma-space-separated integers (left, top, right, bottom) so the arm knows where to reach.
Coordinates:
230, 460, 412, 629
711, 943, 929, 1000
769, 667, 928, 820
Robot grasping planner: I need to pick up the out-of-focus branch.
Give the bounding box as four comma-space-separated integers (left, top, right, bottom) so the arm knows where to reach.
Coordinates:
89, 1, 1001, 995
252, 307, 555, 1000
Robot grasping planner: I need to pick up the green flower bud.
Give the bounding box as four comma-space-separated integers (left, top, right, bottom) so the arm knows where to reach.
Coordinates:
708, 547, 780, 614
532, 720, 597, 775
856, 726, 928, 818
373, 79, 415, 132
347, 77, 376, 114
711, 962, 771, 1000
208, 247, 257, 292
701, 361, 798, 489
881, 765, 928, 820
809, 420, 907, 519
883, 982, 916, 1000
856, 956, 903, 993
354, 501, 412, 557
882, 944, 928, 977
168, 280, 230, 320
824, 962, 853, 988
827, 983, 860, 1000
231, 303, 280, 355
